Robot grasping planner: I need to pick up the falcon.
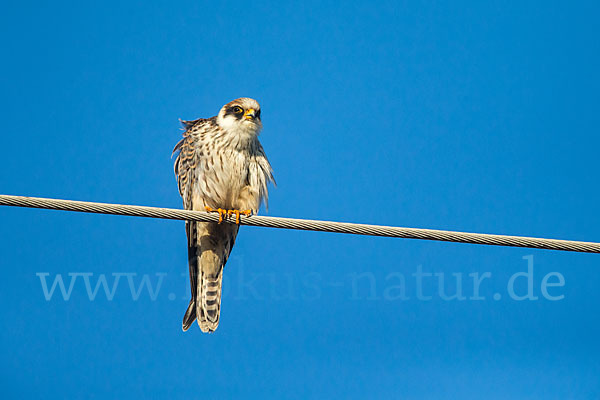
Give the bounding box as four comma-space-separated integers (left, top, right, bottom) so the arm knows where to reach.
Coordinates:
173, 98, 275, 332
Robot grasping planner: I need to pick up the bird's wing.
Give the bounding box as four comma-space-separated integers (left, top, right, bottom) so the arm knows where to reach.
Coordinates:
249, 141, 276, 210
173, 118, 208, 210
173, 118, 208, 330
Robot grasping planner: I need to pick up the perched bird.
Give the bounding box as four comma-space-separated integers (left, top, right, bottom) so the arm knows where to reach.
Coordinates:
173, 98, 275, 332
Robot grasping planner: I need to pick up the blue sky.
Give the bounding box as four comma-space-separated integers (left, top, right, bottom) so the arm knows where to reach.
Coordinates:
1, 1, 599, 398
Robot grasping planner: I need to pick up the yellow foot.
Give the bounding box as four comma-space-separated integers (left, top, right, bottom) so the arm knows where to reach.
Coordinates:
204, 206, 228, 224
227, 209, 253, 224
205, 207, 252, 224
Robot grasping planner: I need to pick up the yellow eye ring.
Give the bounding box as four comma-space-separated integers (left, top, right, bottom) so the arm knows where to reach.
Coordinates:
232, 106, 243, 114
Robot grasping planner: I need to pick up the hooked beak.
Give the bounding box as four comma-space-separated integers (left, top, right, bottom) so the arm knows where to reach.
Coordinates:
244, 108, 256, 120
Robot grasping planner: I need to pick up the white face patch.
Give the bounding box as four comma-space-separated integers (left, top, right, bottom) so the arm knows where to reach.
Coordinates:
216, 98, 263, 140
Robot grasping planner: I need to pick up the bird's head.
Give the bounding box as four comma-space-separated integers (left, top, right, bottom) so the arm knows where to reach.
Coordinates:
217, 97, 262, 137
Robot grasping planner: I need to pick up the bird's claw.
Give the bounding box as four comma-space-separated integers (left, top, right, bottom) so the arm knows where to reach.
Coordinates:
205, 206, 252, 224
227, 209, 252, 224
204, 206, 227, 223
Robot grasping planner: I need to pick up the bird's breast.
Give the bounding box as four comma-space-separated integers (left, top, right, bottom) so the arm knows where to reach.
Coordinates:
196, 148, 250, 209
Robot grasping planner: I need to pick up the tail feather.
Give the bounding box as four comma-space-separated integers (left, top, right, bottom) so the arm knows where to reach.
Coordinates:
182, 221, 238, 333
182, 299, 196, 331
197, 271, 223, 333
182, 220, 199, 331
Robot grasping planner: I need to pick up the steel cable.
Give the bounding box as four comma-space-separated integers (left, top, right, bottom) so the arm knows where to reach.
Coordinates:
0, 194, 598, 253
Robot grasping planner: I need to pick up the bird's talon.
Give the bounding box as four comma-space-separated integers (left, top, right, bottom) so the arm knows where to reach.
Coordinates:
230, 209, 253, 224
204, 206, 221, 223
204, 207, 252, 224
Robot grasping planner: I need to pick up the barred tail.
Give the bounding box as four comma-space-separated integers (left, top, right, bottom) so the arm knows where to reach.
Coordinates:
197, 269, 223, 333
182, 221, 238, 333
182, 247, 223, 333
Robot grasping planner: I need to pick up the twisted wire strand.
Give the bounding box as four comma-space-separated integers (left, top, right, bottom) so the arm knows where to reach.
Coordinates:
0, 194, 598, 253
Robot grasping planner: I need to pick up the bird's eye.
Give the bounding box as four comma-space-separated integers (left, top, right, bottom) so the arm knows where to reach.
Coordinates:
256, 109, 261, 119
232, 106, 243, 114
